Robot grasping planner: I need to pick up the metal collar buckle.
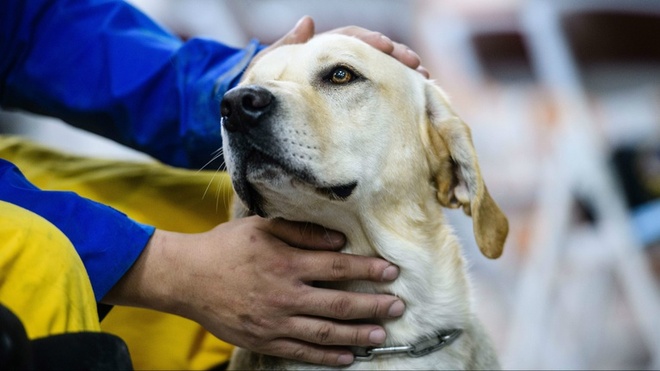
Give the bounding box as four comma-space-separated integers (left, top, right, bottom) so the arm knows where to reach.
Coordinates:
354, 329, 463, 361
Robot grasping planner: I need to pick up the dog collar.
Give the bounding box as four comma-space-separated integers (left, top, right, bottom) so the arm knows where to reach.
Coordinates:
352, 328, 463, 361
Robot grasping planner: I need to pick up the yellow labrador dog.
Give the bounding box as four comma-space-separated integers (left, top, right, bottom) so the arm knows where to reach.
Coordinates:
221, 34, 508, 370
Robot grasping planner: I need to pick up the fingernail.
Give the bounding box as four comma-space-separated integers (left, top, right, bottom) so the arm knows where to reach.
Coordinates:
406, 48, 421, 60
380, 34, 392, 44
294, 16, 306, 29
291, 16, 309, 37
291, 22, 303, 37
369, 328, 386, 345
324, 231, 345, 245
388, 300, 405, 317
381, 265, 399, 281
337, 353, 353, 365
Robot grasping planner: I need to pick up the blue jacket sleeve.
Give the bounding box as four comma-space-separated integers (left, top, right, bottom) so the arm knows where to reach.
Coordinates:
0, 159, 155, 301
0, 0, 264, 169
0, 0, 265, 301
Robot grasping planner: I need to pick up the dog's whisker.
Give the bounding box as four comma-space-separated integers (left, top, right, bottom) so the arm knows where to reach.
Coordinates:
197, 148, 224, 173
200, 149, 227, 202
203, 167, 228, 203
219, 172, 232, 212
213, 163, 233, 213
202, 167, 220, 201
215, 169, 223, 212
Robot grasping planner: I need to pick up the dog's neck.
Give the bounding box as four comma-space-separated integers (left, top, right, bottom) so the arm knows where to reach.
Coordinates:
351, 209, 469, 345
277, 193, 474, 348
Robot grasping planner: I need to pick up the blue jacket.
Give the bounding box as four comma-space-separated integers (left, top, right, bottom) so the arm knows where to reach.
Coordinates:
0, 0, 263, 300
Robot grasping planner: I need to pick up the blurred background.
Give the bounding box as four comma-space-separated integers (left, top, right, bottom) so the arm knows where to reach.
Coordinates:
1, 0, 659, 369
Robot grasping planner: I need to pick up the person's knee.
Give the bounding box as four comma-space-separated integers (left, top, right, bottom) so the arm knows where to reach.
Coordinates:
0, 201, 100, 338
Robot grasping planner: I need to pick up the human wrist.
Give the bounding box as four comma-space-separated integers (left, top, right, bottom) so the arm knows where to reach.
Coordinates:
102, 229, 187, 314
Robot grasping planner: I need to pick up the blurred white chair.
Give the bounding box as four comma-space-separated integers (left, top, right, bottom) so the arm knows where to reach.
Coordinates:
504, 1, 660, 368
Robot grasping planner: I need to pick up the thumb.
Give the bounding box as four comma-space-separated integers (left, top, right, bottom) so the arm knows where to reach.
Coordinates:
265, 218, 345, 251
276, 16, 315, 47
249, 16, 316, 71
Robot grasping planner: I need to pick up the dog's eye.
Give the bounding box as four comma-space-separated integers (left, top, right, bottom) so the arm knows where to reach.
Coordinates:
327, 67, 356, 84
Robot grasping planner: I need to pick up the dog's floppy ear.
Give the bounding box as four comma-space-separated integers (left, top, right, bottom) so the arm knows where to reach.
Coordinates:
424, 83, 508, 259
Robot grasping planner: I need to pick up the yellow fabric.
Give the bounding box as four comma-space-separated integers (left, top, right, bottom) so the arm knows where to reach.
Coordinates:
0, 200, 101, 338
0, 136, 236, 369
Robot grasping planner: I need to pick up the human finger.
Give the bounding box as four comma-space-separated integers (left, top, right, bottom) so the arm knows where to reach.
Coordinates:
389, 41, 422, 72
251, 16, 315, 66
330, 26, 394, 55
262, 338, 355, 366
417, 64, 431, 79
296, 249, 399, 282
284, 316, 388, 347
263, 217, 346, 251
271, 15, 315, 49
294, 287, 405, 320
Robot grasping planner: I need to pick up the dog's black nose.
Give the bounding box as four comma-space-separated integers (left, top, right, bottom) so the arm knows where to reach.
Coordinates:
221, 85, 274, 132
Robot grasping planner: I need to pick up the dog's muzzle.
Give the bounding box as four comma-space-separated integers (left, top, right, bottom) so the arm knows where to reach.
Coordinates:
221, 84, 359, 216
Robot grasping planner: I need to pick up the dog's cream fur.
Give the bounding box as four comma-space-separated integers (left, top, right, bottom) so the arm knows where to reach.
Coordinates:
222, 34, 509, 370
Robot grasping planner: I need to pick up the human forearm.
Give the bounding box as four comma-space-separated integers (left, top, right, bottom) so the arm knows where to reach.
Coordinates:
102, 229, 179, 313
0, 0, 263, 168
104, 217, 405, 366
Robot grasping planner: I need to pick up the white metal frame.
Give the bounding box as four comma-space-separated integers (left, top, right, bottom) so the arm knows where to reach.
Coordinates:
504, 1, 660, 368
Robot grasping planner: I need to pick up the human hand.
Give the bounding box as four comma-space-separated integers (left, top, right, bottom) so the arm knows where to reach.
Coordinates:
105, 216, 404, 366
256, 15, 429, 78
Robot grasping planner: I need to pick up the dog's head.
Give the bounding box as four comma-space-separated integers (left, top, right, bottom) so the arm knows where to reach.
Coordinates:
221, 34, 508, 259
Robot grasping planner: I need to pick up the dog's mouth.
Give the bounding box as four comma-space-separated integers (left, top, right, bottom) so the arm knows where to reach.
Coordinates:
234, 148, 358, 217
